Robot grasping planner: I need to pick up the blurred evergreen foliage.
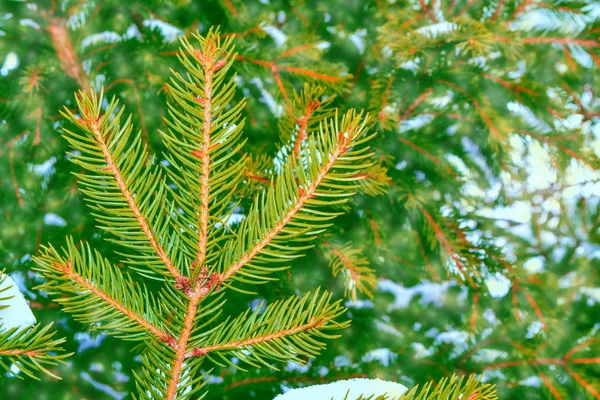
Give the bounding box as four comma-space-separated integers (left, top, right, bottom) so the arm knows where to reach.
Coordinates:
0, 0, 599, 399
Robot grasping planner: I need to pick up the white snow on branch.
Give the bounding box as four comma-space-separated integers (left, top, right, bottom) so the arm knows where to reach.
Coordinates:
143, 19, 183, 42
273, 378, 407, 400
0, 274, 36, 330
263, 25, 288, 48
415, 22, 458, 38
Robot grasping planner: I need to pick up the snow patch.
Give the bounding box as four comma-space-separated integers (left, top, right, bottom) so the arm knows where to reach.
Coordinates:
273, 378, 407, 399
484, 273, 511, 299
44, 213, 67, 227
377, 279, 452, 310
0, 274, 36, 330
263, 26, 288, 48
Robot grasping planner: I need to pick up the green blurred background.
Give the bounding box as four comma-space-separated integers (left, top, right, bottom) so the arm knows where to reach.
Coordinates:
1, 0, 600, 399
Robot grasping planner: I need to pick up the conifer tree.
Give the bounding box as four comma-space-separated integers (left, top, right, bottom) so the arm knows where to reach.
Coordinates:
0, 1, 598, 399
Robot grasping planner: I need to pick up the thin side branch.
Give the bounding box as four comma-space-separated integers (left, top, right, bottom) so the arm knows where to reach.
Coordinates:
217, 132, 352, 288
82, 113, 182, 281
437, 79, 501, 140
0, 349, 40, 357
413, 199, 476, 289
47, 18, 89, 91
55, 261, 174, 345
331, 248, 360, 282
293, 99, 320, 157
184, 317, 327, 358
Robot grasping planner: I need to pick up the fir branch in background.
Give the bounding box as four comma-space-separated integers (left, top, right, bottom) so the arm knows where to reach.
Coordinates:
323, 242, 378, 301
0, 272, 69, 380
398, 374, 497, 400
0, 0, 598, 398
0, 323, 68, 380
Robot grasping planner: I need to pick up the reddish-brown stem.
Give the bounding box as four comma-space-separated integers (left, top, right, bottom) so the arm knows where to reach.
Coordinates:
284, 66, 343, 82
469, 291, 479, 331
523, 131, 595, 170
223, 0, 238, 16
564, 366, 600, 399
564, 339, 596, 360
571, 358, 600, 364
448, 0, 457, 14
221, 26, 264, 39
412, 230, 440, 281
482, 73, 540, 97
272, 66, 292, 114
590, 53, 600, 69
457, 337, 506, 367
437, 80, 501, 140
165, 283, 203, 400
398, 137, 454, 176
537, 368, 563, 399
512, 286, 521, 321
522, 291, 547, 331
414, 200, 476, 288
234, 56, 342, 110
185, 317, 326, 358
491, 0, 506, 21
419, 0, 438, 22
400, 13, 428, 32
56, 261, 173, 344
84, 43, 117, 58
402, 88, 433, 119
331, 248, 360, 282
0, 349, 40, 357
483, 359, 563, 369
30, 103, 44, 145
522, 37, 599, 47
244, 171, 272, 184
562, 84, 586, 110
398, 137, 436, 165
457, 0, 478, 16
369, 217, 382, 246
279, 43, 315, 59
191, 44, 217, 270
47, 18, 89, 91
134, 2, 163, 20
9, 146, 24, 207
483, 356, 600, 372
82, 115, 182, 281
563, 47, 578, 71
511, 0, 535, 21
293, 99, 320, 157
379, 77, 395, 122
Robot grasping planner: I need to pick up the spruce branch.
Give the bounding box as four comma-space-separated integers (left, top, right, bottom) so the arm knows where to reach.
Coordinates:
215, 110, 375, 291
0, 273, 70, 380
185, 289, 348, 368
275, 84, 335, 158
324, 242, 378, 301
0, 323, 69, 380
60, 91, 182, 282
397, 374, 497, 400
162, 28, 247, 277
34, 239, 174, 345
35, 26, 378, 399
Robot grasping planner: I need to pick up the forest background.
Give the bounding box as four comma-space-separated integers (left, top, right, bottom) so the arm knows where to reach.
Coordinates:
0, 0, 599, 399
